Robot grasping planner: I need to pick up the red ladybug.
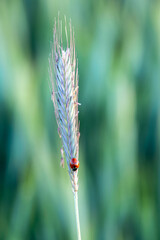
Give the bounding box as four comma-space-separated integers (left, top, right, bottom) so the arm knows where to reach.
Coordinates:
70, 158, 79, 171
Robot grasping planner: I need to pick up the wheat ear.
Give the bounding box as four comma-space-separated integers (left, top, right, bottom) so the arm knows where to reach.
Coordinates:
49, 16, 81, 240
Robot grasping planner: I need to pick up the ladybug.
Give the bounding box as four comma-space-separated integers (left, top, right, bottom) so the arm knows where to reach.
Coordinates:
70, 158, 79, 171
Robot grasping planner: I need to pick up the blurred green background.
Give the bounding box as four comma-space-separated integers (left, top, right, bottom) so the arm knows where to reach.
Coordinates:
0, 0, 160, 239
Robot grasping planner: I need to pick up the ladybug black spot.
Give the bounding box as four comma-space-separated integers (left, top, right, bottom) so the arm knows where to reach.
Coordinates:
72, 167, 78, 171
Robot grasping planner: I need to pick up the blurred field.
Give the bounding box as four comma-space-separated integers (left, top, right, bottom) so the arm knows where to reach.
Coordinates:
0, 0, 160, 239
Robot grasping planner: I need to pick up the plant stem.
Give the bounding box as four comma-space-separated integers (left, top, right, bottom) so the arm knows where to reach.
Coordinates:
74, 192, 81, 240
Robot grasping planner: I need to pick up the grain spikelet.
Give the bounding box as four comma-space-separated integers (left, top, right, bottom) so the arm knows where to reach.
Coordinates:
49, 17, 80, 193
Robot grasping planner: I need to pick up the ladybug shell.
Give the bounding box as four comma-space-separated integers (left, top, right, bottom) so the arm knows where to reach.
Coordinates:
70, 158, 79, 171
